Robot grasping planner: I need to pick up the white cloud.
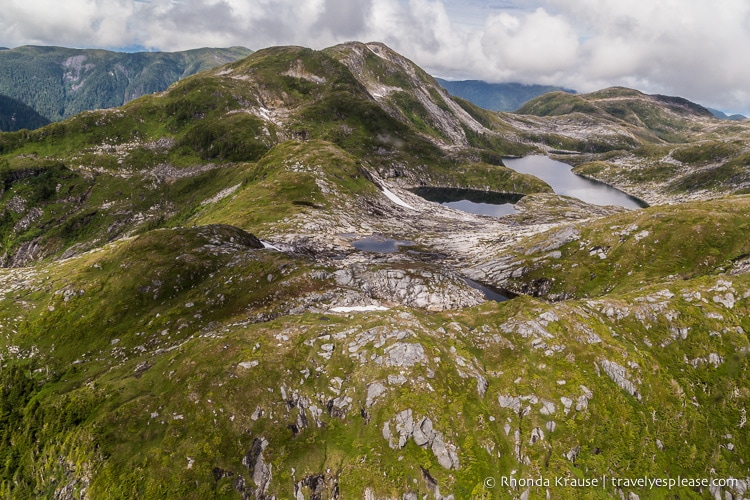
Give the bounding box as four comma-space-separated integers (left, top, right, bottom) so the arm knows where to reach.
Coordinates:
545, 0, 750, 112
1, 0, 750, 113
1, 0, 134, 47
479, 8, 580, 80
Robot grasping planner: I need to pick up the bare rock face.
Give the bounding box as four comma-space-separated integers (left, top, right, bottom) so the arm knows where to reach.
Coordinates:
565, 445, 581, 464
383, 409, 459, 470
241, 437, 273, 499
366, 382, 388, 407
293, 472, 339, 500
333, 265, 484, 311
377, 342, 427, 368
327, 396, 352, 419
599, 360, 641, 401
412, 417, 434, 447
498, 395, 522, 413
430, 433, 460, 470
524, 226, 580, 255
6, 237, 49, 267
394, 409, 415, 448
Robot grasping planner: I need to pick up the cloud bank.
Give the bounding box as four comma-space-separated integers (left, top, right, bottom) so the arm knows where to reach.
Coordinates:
1, 0, 749, 114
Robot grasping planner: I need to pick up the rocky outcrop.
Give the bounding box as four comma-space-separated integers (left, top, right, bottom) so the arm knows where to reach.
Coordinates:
4, 237, 50, 267
366, 382, 388, 407
375, 342, 427, 368
241, 438, 273, 500
329, 41, 488, 151
333, 264, 483, 311
524, 226, 580, 255
599, 360, 641, 401
293, 472, 339, 500
382, 409, 459, 470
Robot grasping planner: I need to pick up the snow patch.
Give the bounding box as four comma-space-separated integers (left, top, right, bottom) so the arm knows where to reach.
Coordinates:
260, 241, 281, 251
381, 186, 416, 210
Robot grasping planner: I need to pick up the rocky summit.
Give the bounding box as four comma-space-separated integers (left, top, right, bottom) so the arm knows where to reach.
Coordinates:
0, 42, 749, 499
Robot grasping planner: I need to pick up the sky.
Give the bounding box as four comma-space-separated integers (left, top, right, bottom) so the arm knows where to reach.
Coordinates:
1, 0, 749, 115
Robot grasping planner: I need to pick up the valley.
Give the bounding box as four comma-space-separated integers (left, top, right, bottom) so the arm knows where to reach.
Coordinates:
0, 42, 748, 499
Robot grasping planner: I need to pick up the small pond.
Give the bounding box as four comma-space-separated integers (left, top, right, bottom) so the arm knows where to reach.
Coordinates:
350, 234, 415, 253
463, 278, 514, 302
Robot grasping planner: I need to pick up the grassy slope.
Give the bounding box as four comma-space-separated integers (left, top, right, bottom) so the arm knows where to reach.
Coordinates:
516, 87, 710, 144
1, 229, 747, 498
502, 196, 750, 299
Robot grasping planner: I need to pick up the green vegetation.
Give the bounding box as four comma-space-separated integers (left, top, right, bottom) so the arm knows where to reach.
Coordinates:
517, 87, 712, 144
671, 141, 743, 165
516, 91, 603, 117
503, 196, 750, 298
0, 95, 50, 132
1, 227, 747, 497
573, 160, 680, 184
670, 155, 750, 193
0, 42, 749, 499
0, 43, 556, 265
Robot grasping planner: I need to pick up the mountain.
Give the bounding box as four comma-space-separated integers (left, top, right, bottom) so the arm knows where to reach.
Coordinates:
708, 107, 747, 121
0, 45, 252, 124
0, 94, 50, 131
1, 42, 749, 499
435, 77, 576, 111
512, 86, 750, 200
516, 86, 714, 124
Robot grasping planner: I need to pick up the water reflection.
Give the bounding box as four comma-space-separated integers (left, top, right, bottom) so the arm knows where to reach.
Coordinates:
503, 156, 647, 209
411, 187, 522, 217
463, 278, 513, 302
350, 234, 414, 253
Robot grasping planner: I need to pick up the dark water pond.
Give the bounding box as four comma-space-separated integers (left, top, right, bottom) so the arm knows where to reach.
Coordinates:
463, 278, 513, 302
350, 234, 415, 253
346, 234, 513, 302
503, 156, 647, 209
411, 187, 522, 217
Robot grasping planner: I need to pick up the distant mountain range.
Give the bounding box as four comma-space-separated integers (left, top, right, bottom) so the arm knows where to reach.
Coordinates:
707, 107, 747, 120
436, 78, 747, 121
0, 45, 252, 128
434, 78, 576, 112
1, 45, 743, 131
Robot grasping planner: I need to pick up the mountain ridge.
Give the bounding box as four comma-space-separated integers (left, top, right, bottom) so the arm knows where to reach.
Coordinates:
0, 45, 252, 124
435, 77, 576, 112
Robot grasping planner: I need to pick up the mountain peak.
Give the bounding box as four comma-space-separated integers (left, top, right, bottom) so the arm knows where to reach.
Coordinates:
652, 93, 713, 117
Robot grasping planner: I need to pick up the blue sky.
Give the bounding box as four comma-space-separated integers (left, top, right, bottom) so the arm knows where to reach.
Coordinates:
1, 0, 749, 114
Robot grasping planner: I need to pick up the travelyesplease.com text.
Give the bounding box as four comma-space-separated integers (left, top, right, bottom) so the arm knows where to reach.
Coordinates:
483, 475, 738, 491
